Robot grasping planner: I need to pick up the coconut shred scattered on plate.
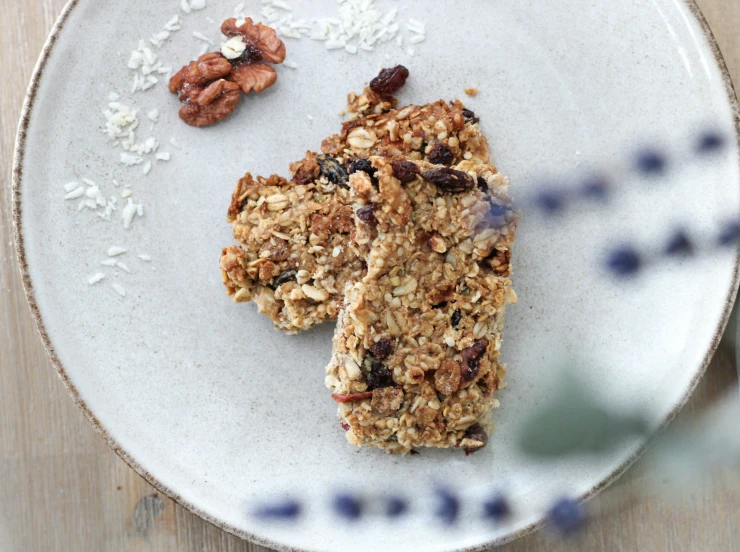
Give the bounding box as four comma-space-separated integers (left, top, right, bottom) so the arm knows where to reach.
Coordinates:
250, 0, 427, 56
86, 247, 154, 298
70, 0, 426, 294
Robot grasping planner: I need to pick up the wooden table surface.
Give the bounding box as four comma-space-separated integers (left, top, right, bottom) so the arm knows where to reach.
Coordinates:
2, 1, 739, 551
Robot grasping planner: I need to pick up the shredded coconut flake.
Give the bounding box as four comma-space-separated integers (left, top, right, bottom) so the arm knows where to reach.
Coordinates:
193, 31, 215, 45
88, 273, 106, 285
112, 283, 127, 297
156, 152, 171, 161
64, 187, 85, 200
122, 199, 142, 230
116, 261, 132, 273
108, 246, 128, 257
101, 259, 118, 267
138, 254, 152, 262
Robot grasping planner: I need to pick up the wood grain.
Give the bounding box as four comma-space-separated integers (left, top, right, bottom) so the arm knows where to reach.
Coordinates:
1, 1, 738, 551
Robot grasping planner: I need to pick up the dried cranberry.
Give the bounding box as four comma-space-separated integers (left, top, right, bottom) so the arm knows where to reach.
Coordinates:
462, 423, 488, 454
357, 204, 378, 225
451, 310, 462, 328
428, 143, 454, 166
369, 338, 394, 359
366, 361, 394, 390
391, 159, 420, 183
340, 422, 350, 431
331, 391, 374, 403
462, 108, 479, 124
422, 168, 475, 193
460, 339, 488, 384
317, 155, 349, 187
369, 65, 409, 95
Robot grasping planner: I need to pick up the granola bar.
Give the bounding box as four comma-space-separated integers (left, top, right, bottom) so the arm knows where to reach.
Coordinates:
220, 98, 491, 332
325, 157, 519, 453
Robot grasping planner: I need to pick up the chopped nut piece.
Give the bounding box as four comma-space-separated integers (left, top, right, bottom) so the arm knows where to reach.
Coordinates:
435, 359, 462, 395
464, 87, 479, 97
371, 387, 404, 415
460, 423, 488, 454
429, 233, 447, 253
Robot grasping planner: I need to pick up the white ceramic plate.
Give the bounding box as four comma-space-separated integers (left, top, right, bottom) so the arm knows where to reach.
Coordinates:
13, 1, 740, 551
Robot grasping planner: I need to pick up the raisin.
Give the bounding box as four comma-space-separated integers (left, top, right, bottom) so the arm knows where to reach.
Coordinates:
462, 108, 479, 124
451, 309, 462, 327
346, 158, 374, 176
347, 157, 379, 187
460, 339, 488, 384
462, 423, 488, 454
272, 270, 297, 288
477, 176, 489, 191
391, 159, 420, 183
428, 142, 454, 166
369, 338, 394, 359
433, 301, 448, 310
367, 361, 394, 390
357, 204, 378, 225
317, 155, 349, 187
423, 168, 475, 193
369, 65, 409, 95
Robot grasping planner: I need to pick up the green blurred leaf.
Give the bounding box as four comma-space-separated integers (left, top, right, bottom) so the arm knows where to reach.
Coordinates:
518, 372, 648, 458
651, 392, 740, 487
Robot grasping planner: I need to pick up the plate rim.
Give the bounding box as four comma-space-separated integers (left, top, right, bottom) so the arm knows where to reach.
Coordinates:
10, 1, 740, 550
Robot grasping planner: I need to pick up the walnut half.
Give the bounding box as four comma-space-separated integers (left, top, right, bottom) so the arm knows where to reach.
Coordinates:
169, 53, 241, 127
221, 17, 286, 94
169, 18, 287, 127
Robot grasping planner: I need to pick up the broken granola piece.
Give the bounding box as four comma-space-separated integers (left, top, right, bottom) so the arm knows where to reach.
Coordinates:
325, 156, 519, 453
221, 100, 492, 332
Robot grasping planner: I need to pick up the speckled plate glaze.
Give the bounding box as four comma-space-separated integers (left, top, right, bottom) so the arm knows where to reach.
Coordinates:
12, 1, 740, 550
